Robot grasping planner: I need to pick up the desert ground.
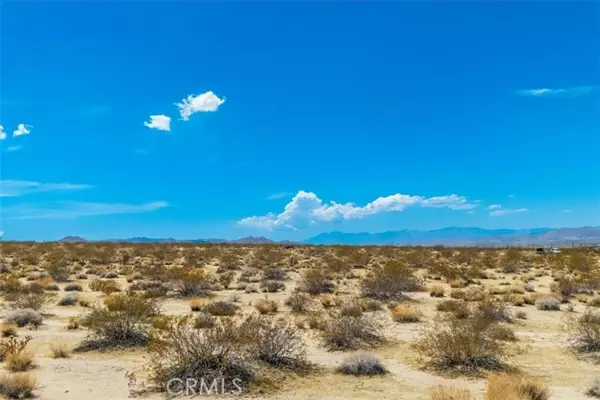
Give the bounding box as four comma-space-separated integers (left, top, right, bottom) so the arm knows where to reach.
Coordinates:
0, 242, 599, 399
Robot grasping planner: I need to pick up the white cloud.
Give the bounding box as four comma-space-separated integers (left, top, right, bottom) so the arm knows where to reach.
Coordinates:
175, 91, 225, 121
0, 180, 93, 197
0, 125, 6, 140
515, 86, 594, 97
238, 190, 478, 230
488, 204, 502, 210
144, 115, 171, 131
490, 208, 529, 217
563, 209, 573, 213
3, 201, 169, 220
5, 146, 22, 152
267, 192, 294, 200
13, 123, 32, 137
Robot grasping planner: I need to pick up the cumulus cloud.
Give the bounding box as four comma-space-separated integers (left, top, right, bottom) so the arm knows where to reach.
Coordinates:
3, 201, 169, 220
144, 115, 171, 131
489, 207, 529, 217
515, 86, 594, 97
13, 123, 32, 137
238, 190, 477, 230
0, 125, 6, 140
0, 180, 93, 197
175, 91, 225, 120
488, 204, 502, 210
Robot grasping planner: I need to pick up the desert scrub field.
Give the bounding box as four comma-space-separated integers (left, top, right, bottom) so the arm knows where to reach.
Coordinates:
0, 242, 598, 399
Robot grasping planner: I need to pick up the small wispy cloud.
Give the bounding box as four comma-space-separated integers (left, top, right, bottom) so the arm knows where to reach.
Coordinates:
176, 91, 225, 121
508, 194, 515, 198
144, 115, 171, 131
488, 204, 502, 210
490, 207, 529, 217
0, 180, 93, 198
267, 192, 294, 200
563, 209, 573, 213
3, 201, 169, 220
515, 86, 594, 98
4, 145, 22, 152
0, 125, 6, 140
13, 123, 32, 137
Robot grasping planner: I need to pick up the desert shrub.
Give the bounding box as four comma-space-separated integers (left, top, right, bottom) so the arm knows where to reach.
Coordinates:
321, 294, 344, 309
337, 353, 387, 376
524, 283, 535, 292
67, 317, 80, 330
48, 341, 71, 358
361, 260, 424, 300
358, 298, 382, 312
415, 313, 508, 374
45, 263, 70, 282
146, 315, 309, 394
587, 378, 600, 398
436, 300, 471, 319
254, 298, 279, 315
589, 297, 600, 308
4, 310, 42, 328
430, 285, 446, 298
285, 292, 313, 314
104, 271, 118, 279
64, 283, 83, 292
8, 293, 49, 312
76, 294, 160, 351
0, 373, 36, 399
202, 301, 238, 316
189, 298, 204, 312
261, 280, 286, 293
193, 313, 217, 329
391, 304, 422, 323
484, 372, 549, 400
487, 324, 518, 342
566, 307, 600, 353
1, 324, 17, 338
504, 294, 525, 307
429, 385, 474, 400
340, 301, 364, 318
0, 336, 32, 362
57, 294, 78, 306
244, 284, 259, 293
263, 268, 287, 281
5, 350, 35, 372
171, 269, 214, 298
299, 269, 335, 295
77, 273, 88, 280
88, 279, 121, 295
515, 311, 528, 320
218, 272, 236, 289
321, 313, 385, 351
451, 287, 487, 302
535, 297, 561, 311
476, 299, 513, 324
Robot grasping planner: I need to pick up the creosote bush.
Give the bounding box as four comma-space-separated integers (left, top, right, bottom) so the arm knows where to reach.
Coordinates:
337, 353, 387, 376
146, 314, 311, 394
321, 313, 385, 351
3, 310, 42, 329
361, 260, 424, 300
415, 311, 509, 374
76, 293, 160, 351
0, 373, 37, 399
566, 307, 600, 353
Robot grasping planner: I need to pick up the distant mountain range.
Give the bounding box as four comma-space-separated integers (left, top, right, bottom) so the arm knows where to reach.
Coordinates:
55, 227, 600, 246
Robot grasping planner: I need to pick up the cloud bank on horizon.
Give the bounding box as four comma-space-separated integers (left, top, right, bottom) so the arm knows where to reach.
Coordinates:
238, 190, 480, 230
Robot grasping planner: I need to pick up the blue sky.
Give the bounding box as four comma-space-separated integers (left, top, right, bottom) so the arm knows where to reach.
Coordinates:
1, 1, 599, 241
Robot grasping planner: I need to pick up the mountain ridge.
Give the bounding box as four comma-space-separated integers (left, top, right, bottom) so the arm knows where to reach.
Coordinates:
52, 227, 600, 246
